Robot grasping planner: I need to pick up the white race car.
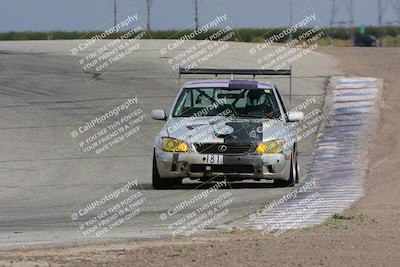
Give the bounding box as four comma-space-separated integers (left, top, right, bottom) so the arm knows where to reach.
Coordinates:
151, 69, 304, 189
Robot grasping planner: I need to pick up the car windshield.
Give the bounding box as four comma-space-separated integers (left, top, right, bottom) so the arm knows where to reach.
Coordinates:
172, 87, 281, 119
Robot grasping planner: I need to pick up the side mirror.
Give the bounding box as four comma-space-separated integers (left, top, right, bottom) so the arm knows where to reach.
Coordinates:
151, 109, 168, 121
287, 111, 304, 122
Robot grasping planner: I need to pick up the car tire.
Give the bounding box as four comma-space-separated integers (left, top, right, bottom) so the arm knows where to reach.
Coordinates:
152, 151, 182, 190
274, 154, 295, 188
295, 151, 300, 183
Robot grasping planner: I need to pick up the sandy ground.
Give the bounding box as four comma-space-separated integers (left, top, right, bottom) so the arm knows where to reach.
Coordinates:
0, 46, 399, 267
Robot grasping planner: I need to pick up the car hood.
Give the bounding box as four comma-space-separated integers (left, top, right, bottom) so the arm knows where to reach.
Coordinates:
164, 116, 286, 144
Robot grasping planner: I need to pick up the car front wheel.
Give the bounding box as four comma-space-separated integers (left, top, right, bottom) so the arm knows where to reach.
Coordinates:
274, 154, 295, 188
295, 150, 300, 183
152, 151, 182, 190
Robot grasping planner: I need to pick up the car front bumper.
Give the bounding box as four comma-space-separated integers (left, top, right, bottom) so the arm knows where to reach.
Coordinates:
155, 149, 292, 181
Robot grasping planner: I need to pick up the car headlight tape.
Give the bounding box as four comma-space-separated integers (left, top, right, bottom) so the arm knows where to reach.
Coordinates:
256, 139, 286, 154
162, 138, 189, 153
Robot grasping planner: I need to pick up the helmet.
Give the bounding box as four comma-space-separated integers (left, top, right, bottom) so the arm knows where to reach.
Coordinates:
246, 90, 266, 106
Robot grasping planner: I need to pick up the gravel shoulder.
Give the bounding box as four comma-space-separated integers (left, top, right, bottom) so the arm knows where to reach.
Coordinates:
1, 46, 399, 267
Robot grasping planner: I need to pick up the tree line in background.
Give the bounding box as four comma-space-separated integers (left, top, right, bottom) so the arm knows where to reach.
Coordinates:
0, 26, 398, 44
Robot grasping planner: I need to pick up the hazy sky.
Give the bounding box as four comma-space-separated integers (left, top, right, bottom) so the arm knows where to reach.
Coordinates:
0, 0, 399, 32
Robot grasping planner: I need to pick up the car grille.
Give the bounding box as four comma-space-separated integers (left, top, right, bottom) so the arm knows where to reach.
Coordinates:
194, 143, 251, 155
190, 164, 254, 174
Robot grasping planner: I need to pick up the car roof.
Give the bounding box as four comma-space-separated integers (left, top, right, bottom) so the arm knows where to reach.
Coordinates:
183, 80, 275, 89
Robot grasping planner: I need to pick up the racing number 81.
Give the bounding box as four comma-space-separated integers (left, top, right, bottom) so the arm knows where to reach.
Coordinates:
205, 155, 223, 164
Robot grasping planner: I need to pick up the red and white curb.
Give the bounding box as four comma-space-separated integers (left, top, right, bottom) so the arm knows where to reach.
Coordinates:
244, 77, 382, 231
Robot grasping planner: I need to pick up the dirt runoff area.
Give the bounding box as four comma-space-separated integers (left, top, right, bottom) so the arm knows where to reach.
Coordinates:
1, 47, 400, 267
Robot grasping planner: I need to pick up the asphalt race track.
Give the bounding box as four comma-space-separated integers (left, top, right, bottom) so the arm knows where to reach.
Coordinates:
0, 40, 341, 249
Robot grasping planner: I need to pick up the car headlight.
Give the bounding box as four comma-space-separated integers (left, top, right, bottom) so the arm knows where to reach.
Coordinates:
256, 139, 286, 154
162, 137, 189, 153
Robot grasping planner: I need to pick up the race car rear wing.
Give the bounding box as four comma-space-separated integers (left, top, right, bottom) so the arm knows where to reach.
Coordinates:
178, 67, 293, 102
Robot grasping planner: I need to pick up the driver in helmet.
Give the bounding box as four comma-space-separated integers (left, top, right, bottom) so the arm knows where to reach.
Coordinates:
246, 90, 274, 118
